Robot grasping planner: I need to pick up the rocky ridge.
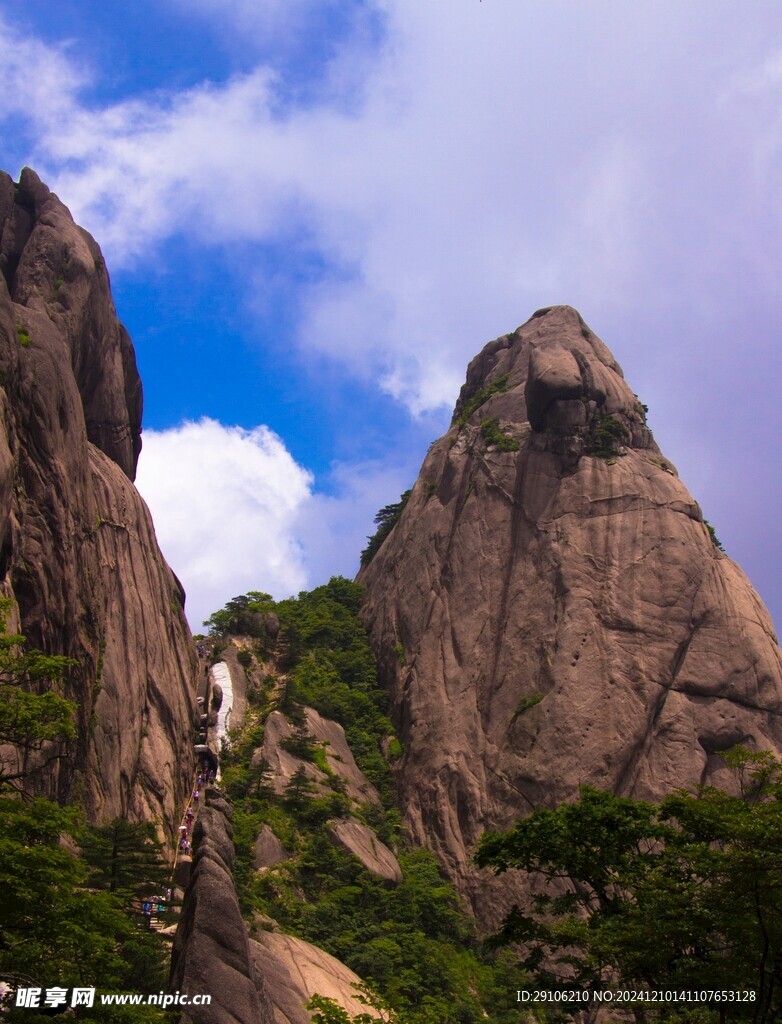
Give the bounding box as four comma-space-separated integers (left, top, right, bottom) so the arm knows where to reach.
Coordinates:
358, 305, 782, 926
0, 168, 197, 830
171, 787, 277, 1024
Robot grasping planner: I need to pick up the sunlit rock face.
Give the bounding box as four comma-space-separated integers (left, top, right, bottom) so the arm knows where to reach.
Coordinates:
0, 168, 197, 832
358, 305, 782, 928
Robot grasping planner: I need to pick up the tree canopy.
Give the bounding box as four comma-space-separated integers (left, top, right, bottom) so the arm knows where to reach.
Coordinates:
476, 748, 782, 1022
0, 597, 76, 791
360, 490, 411, 568
0, 601, 172, 1020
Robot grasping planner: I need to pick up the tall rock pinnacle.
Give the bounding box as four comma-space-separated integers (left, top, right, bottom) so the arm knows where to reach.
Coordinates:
358, 305, 782, 926
0, 168, 196, 831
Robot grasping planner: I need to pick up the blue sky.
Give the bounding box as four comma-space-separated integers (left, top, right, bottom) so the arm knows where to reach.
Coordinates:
0, 1, 780, 632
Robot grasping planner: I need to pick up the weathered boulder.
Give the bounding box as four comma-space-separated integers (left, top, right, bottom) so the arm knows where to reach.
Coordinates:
358, 305, 782, 928
0, 168, 197, 831
211, 681, 223, 712
253, 825, 290, 871
327, 818, 402, 883
249, 932, 384, 1024
259, 708, 380, 806
171, 788, 276, 1024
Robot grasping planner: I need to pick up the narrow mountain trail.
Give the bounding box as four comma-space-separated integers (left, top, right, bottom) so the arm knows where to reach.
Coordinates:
169, 657, 231, 898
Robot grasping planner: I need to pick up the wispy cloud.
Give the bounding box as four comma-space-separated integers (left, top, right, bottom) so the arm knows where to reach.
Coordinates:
3, 1, 782, 622
8, 2, 776, 418
0, 12, 86, 125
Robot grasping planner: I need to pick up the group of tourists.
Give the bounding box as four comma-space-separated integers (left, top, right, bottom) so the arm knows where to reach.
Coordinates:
177, 761, 216, 856
141, 891, 171, 925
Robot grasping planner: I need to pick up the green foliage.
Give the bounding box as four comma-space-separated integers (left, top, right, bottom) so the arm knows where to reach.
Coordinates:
387, 738, 403, 761
0, 597, 77, 791
207, 580, 519, 1024
512, 692, 544, 718
77, 818, 169, 900
360, 491, 411, 568
456, 373, 510, 428
16, 325, 30, 347
270, 579, 396, 802
476, 749, 782, 1021
704, 519, 725, 552
249, 843, 519, 1024
203, 591, 274, 637
480, 418, 519, 452
280, 722, 319, 761
587, 413, 629, 460
212, 577, 394, 807
237, 648, 253, 668
0, 797, 171, 1020
308, 985, 399, 1023
0, 606, 166, 1019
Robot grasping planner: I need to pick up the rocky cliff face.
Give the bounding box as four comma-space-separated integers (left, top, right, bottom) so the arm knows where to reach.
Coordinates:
0, 168, 196, 831
358, 305, 782, 925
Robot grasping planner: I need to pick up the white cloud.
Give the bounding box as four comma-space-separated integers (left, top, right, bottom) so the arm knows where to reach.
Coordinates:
169, 0, 344, 45
135, 418, 314, 629
0, 3, 644, 413
134, 417, 418, 632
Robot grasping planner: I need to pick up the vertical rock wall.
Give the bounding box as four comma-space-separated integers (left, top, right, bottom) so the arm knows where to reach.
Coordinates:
0, 168, 197, 832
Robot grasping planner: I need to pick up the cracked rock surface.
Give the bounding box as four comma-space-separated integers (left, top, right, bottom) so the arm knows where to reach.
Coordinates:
358, 305, 782, 929
0, 168, 197, 830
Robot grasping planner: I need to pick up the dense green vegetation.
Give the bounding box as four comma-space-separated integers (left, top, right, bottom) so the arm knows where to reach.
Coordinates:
211, 579, 521, 1024
0, 799, 175, 1021
477, 748, 782, 1022
0, 602, 174, 1020
212, 578, 395, 801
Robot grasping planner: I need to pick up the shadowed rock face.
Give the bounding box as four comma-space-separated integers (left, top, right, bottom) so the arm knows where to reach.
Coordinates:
0, 168, 196, 830
358, 305, 782, 927
171, 789, 276, 1024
